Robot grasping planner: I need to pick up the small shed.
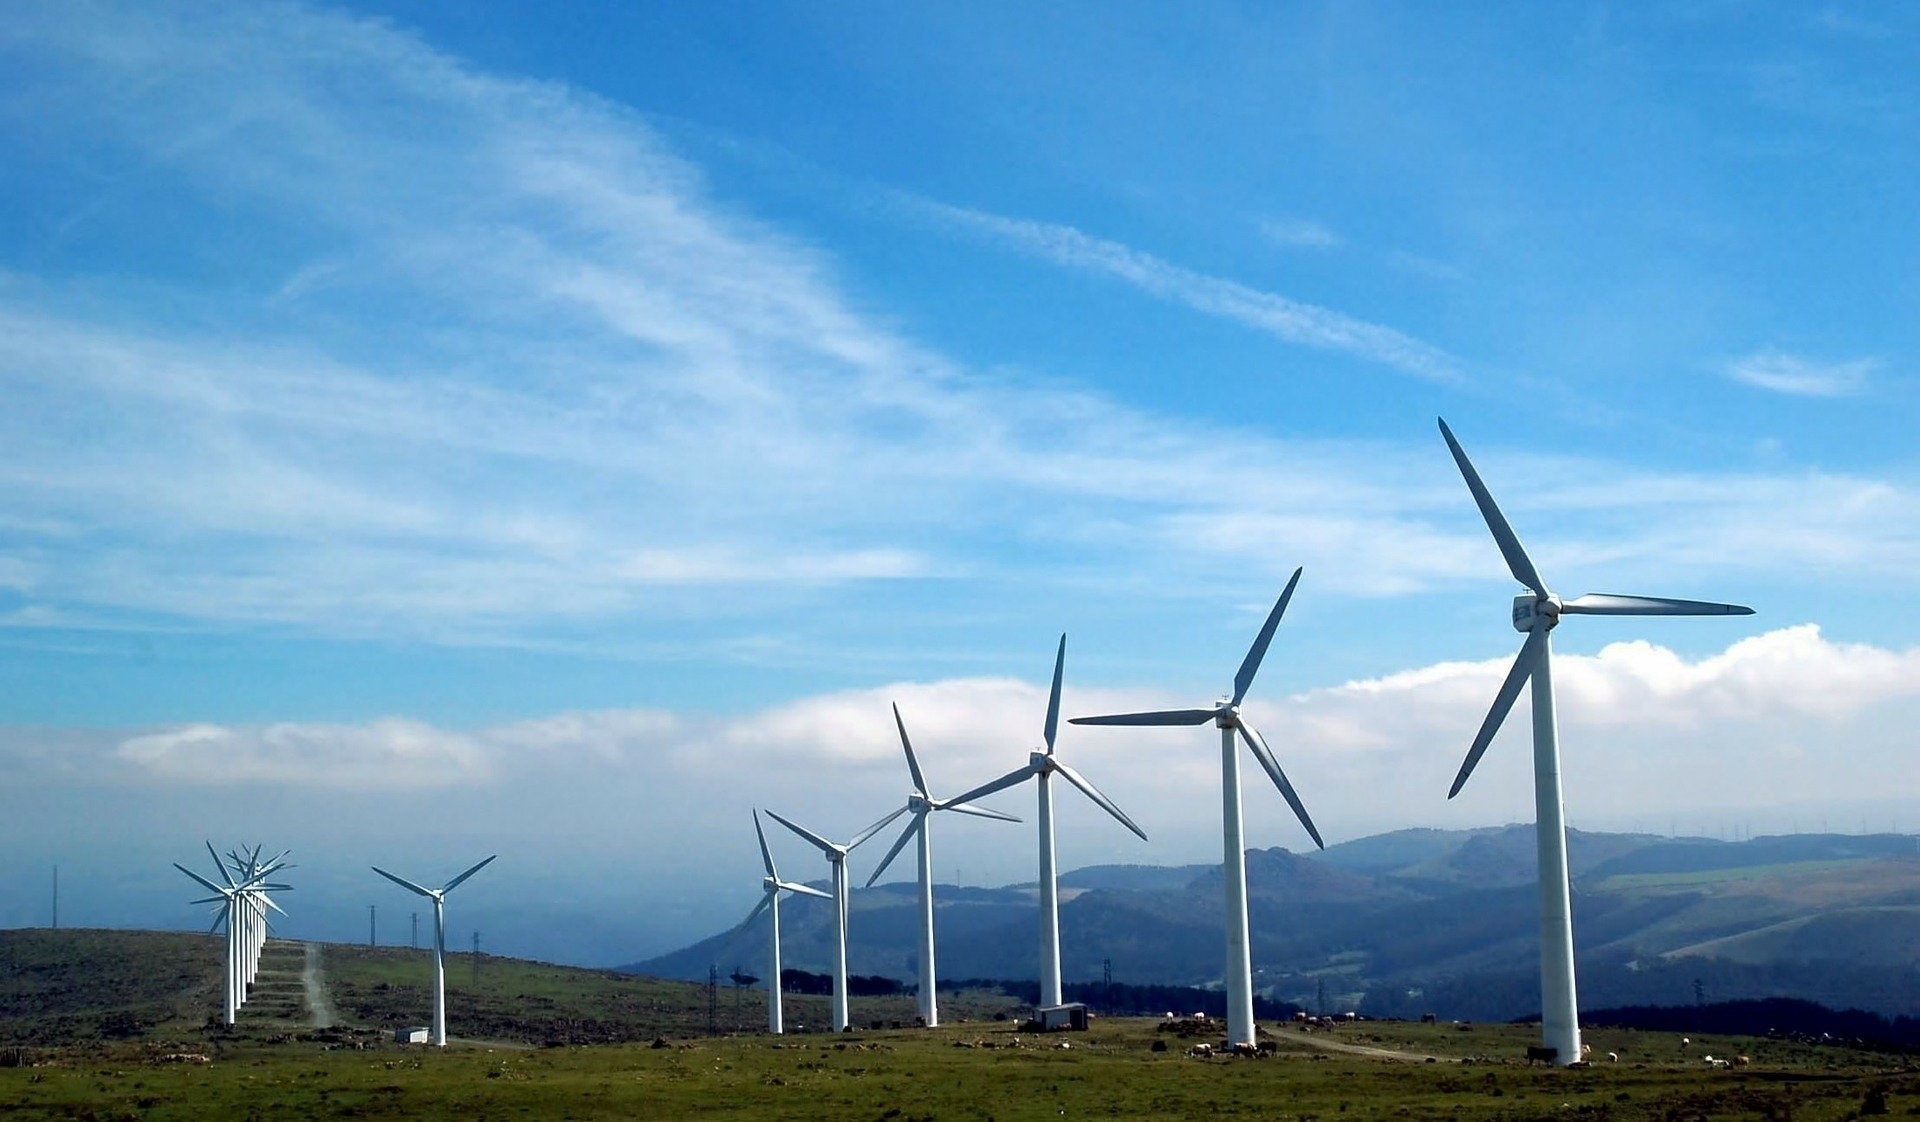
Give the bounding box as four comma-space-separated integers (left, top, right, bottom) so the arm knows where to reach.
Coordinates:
394, 1026, 430, 1044
1032, 1003, 1088, 1032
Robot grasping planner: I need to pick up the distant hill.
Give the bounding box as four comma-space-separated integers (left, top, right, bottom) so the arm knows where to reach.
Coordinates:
630, 828, 1920, 1022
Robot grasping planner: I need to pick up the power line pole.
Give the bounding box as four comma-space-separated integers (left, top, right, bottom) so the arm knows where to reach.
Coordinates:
368, 905, 376, 947
411, 912, 419, 950
707, 964, 719, 1036
51, 865, 58, 930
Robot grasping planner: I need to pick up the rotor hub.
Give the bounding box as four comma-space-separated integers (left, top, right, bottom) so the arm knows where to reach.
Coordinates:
908, 793, 932, 811
1214, 701, 1238, 728
1030, 750, 1051, 770
1511, 593, 1562, 633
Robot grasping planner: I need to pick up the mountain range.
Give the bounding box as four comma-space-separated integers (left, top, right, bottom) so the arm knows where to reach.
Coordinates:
630, 827, 1920, 1020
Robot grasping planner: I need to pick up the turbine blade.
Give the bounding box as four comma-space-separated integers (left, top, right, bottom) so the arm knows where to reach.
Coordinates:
1237, 720, 1324, 850
893, 703, 929, 796
941, 801, 1021, 823
754, 810, 780, 880
864, 817, 922, 888
1560, 593, 1755, 616
441, 855, 497, 893
763, 809, 837, 856
779, 881, 832, 900
1070, 708, 1216, 727
849, 805, 910, 851
188, 895, 224, 906
1449, 627, 1548, 799
1053, 762, 1149, 842
206, 841, 235, 887
742, 893, 772, 930
175, 863, 228, 896
946, 766, 1037, 808
1438, 417, 1548, 597
208, 911, 225, 937
1044, 633, 1066, 754
263, 895, 288, 917
1233, 567, 1303, 705
370, 865, 436, 898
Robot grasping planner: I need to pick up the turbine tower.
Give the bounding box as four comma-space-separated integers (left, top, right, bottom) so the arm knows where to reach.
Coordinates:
864, 703, 1021, 1027
1437, 417, 1752, 1066
372, 855, 496, 1046
947, 634, 1147, 1008
742, 810, 831, 1034
1072, 569, 1323, 1049
175, 842, 290, 1025
763, 810, 895, 1032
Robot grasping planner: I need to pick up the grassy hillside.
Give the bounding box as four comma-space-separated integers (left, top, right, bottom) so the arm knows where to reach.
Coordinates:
1, 1009, 1915, 1120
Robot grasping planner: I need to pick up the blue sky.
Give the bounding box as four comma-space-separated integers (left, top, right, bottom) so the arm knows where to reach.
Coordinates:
1, 2, 1915, 963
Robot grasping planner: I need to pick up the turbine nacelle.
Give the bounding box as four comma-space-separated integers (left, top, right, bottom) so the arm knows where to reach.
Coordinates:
1513, 593, 1563, 632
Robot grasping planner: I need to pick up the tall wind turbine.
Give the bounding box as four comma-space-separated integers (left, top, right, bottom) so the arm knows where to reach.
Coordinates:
864, 703, 1021, 1027
1437, 417, 1752, 1066
372, 855, 497, 1046
947, 635, 1147, 1008
175, 842, 290, 1025
742, 810, 832, 1034
763, 810, 895, 1032
1072, 569, 1323, 1049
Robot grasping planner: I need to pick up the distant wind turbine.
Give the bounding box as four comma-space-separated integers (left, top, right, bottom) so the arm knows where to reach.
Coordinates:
1437, 417, 1752, 1066
372, 855, 497, 1046
175, 841, 290, 1025
947, 635, 1147, 1008
742, 810, 832, 1034
863, 703, 1021, 1027
1072, 569, 1323, 1049
763, 810, 896, 1032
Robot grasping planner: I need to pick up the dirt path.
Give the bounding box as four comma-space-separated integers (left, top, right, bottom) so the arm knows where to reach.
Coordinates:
302, 942, 338, 1029
1270, 1030, 1450, 1063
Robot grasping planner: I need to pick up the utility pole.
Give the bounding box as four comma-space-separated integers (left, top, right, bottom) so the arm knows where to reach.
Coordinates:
707, 964, 719, 1036
51, 865, 58, 930
411, 912, 419, 950
368, 905, 376, 947
1102, 957, 1113, 1013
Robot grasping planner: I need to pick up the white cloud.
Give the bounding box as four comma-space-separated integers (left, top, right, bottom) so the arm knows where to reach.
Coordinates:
1725, 350, 1876, 396
115, 719, 489, 789
67, 626, 1920, 847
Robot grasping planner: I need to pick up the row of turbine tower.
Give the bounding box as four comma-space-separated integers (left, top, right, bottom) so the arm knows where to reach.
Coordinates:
174, 843, 292, 1026
745, 419, 1753, 1066
174, 844, 494, 1047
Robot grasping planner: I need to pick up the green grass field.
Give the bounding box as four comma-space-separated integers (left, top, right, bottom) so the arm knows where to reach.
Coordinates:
4, 929, 1917, 1119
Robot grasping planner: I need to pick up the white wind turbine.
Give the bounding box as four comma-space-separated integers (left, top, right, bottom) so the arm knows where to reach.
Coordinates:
1437, 417, 1752, 1066
763, 810, 896, 1032
1072, 569, 1323, 1049
863, 703, 1022, 1027
175, 842, 290, 1025
742, 810, 832, 1034
946, 635, 1148, 1008
372, 855, 497, 1046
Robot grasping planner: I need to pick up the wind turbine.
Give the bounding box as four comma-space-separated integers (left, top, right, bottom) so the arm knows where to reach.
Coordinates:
175, 842, 290, 1024
742, 810, 832, 1034
946, 635, 1147, 1008
1071, 568, 1323, 1049
371, 855, 497, 1046
1437, 417, 1752, 1066
763, 809, 896, 1032
863, 703, 1021, 1027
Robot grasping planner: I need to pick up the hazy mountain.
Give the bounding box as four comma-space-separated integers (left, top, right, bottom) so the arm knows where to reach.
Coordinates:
630, 828, 1920, 1020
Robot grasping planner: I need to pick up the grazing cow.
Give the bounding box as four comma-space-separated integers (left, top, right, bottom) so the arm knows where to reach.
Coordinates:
1733, 1055, 1750, 1067
1188, 1043, 1214, 1058
1525, 1045, 1559, 1065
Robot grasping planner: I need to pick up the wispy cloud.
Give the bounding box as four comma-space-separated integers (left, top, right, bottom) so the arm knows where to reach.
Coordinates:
1, 3, 1917, 660
1256, 216, 1342, 249
918, 202, 1465, 385
1725, 350, 1876, 396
